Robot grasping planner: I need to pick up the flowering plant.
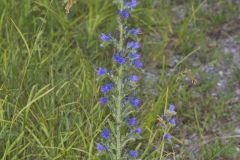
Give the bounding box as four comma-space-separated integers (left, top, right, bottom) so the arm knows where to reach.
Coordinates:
95, 0, 176, 159
96, 0, 142, 159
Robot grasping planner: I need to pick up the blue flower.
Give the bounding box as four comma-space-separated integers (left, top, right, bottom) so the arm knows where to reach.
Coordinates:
128, 28, 140, 34
128, 75, 139, 82
99, 97, 107, 105
100, 128, 109, 139
128, 150, 138, 157
96, 143, 106, 151
100, 83, 113, 93
97, 67, 107, 77
100, 33, 111, 41
130, 98, 140, 108
133, 128, 141, 134
169, 104, 175, 112
169, 118, 176, 125
127, 41, 140, 49
119, 10, 129, 19
127, 118, 136, 127
124, 0, 137, 8
161, 115, 167, 121
132, 60, 143, 69
128, 53, 140, 59
113, 54, 126, 65
163, 133, 172, 140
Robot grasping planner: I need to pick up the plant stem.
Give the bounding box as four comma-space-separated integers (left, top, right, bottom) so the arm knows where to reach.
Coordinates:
159, 136, 165, 160
116, 68, 122, 160
116, 1, 124, 160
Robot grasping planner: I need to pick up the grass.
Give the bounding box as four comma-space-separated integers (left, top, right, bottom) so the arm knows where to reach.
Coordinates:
0, 0, 240, 159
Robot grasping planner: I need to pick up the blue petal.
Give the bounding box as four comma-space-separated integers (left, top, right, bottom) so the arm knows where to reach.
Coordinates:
128, 150, 138, 157
100, 128, 109, 139
128, 118, 136, 127
96, 143, 106, 151
169, 104, 175, 112
97, 67, 107, 76
163, 133, 172, 140
99, 97, 107, 105
100, 33, 111, 41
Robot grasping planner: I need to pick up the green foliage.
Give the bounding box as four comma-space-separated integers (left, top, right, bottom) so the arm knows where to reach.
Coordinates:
0, 0, 239, 159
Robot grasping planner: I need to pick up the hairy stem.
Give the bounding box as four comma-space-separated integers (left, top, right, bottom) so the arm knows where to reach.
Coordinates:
116, 1, 124, 159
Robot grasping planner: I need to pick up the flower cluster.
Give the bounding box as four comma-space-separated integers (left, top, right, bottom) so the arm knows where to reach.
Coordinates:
96, 0, 142, 159
158, 104, 177, 140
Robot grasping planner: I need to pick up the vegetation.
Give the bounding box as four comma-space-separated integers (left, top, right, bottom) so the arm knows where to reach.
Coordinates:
0, 0, 239, 159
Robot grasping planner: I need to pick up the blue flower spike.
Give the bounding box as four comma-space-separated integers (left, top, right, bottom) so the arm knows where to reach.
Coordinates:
96, 0, 153, 158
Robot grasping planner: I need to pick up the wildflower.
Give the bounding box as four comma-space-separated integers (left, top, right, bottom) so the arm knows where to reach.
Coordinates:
128, 53, 140, 59
130, 98, 140, 108
133, 128, 141, 134
96, 143, 106, 151
132, 60, 143, 69
169, 118, 176, 125
163, 133, 172, 140
167, 104, 176, 115
169, 104, 175, 112
127, 41, 140, 49
113, 54, 126, 65
100, 33, 111, 42
128, 75, 139, 82
128, 28, 140, 34
100, 128, 109, 139
124, 0, 137, 8
119, 10, 129, 19
161, 115, 167, 121
97, 67, 107, 77
99, 97, 107, 105
128, 118, 136, 127
128, 150, 138, 157
100, 83, 113, 93
97, 1, 143, 157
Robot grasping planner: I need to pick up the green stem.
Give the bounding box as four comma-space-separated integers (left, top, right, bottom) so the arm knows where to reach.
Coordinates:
159, 142, 165, 160
116, 1, 124, 160
116, 68, 122, 160
160, 87, 169, 160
